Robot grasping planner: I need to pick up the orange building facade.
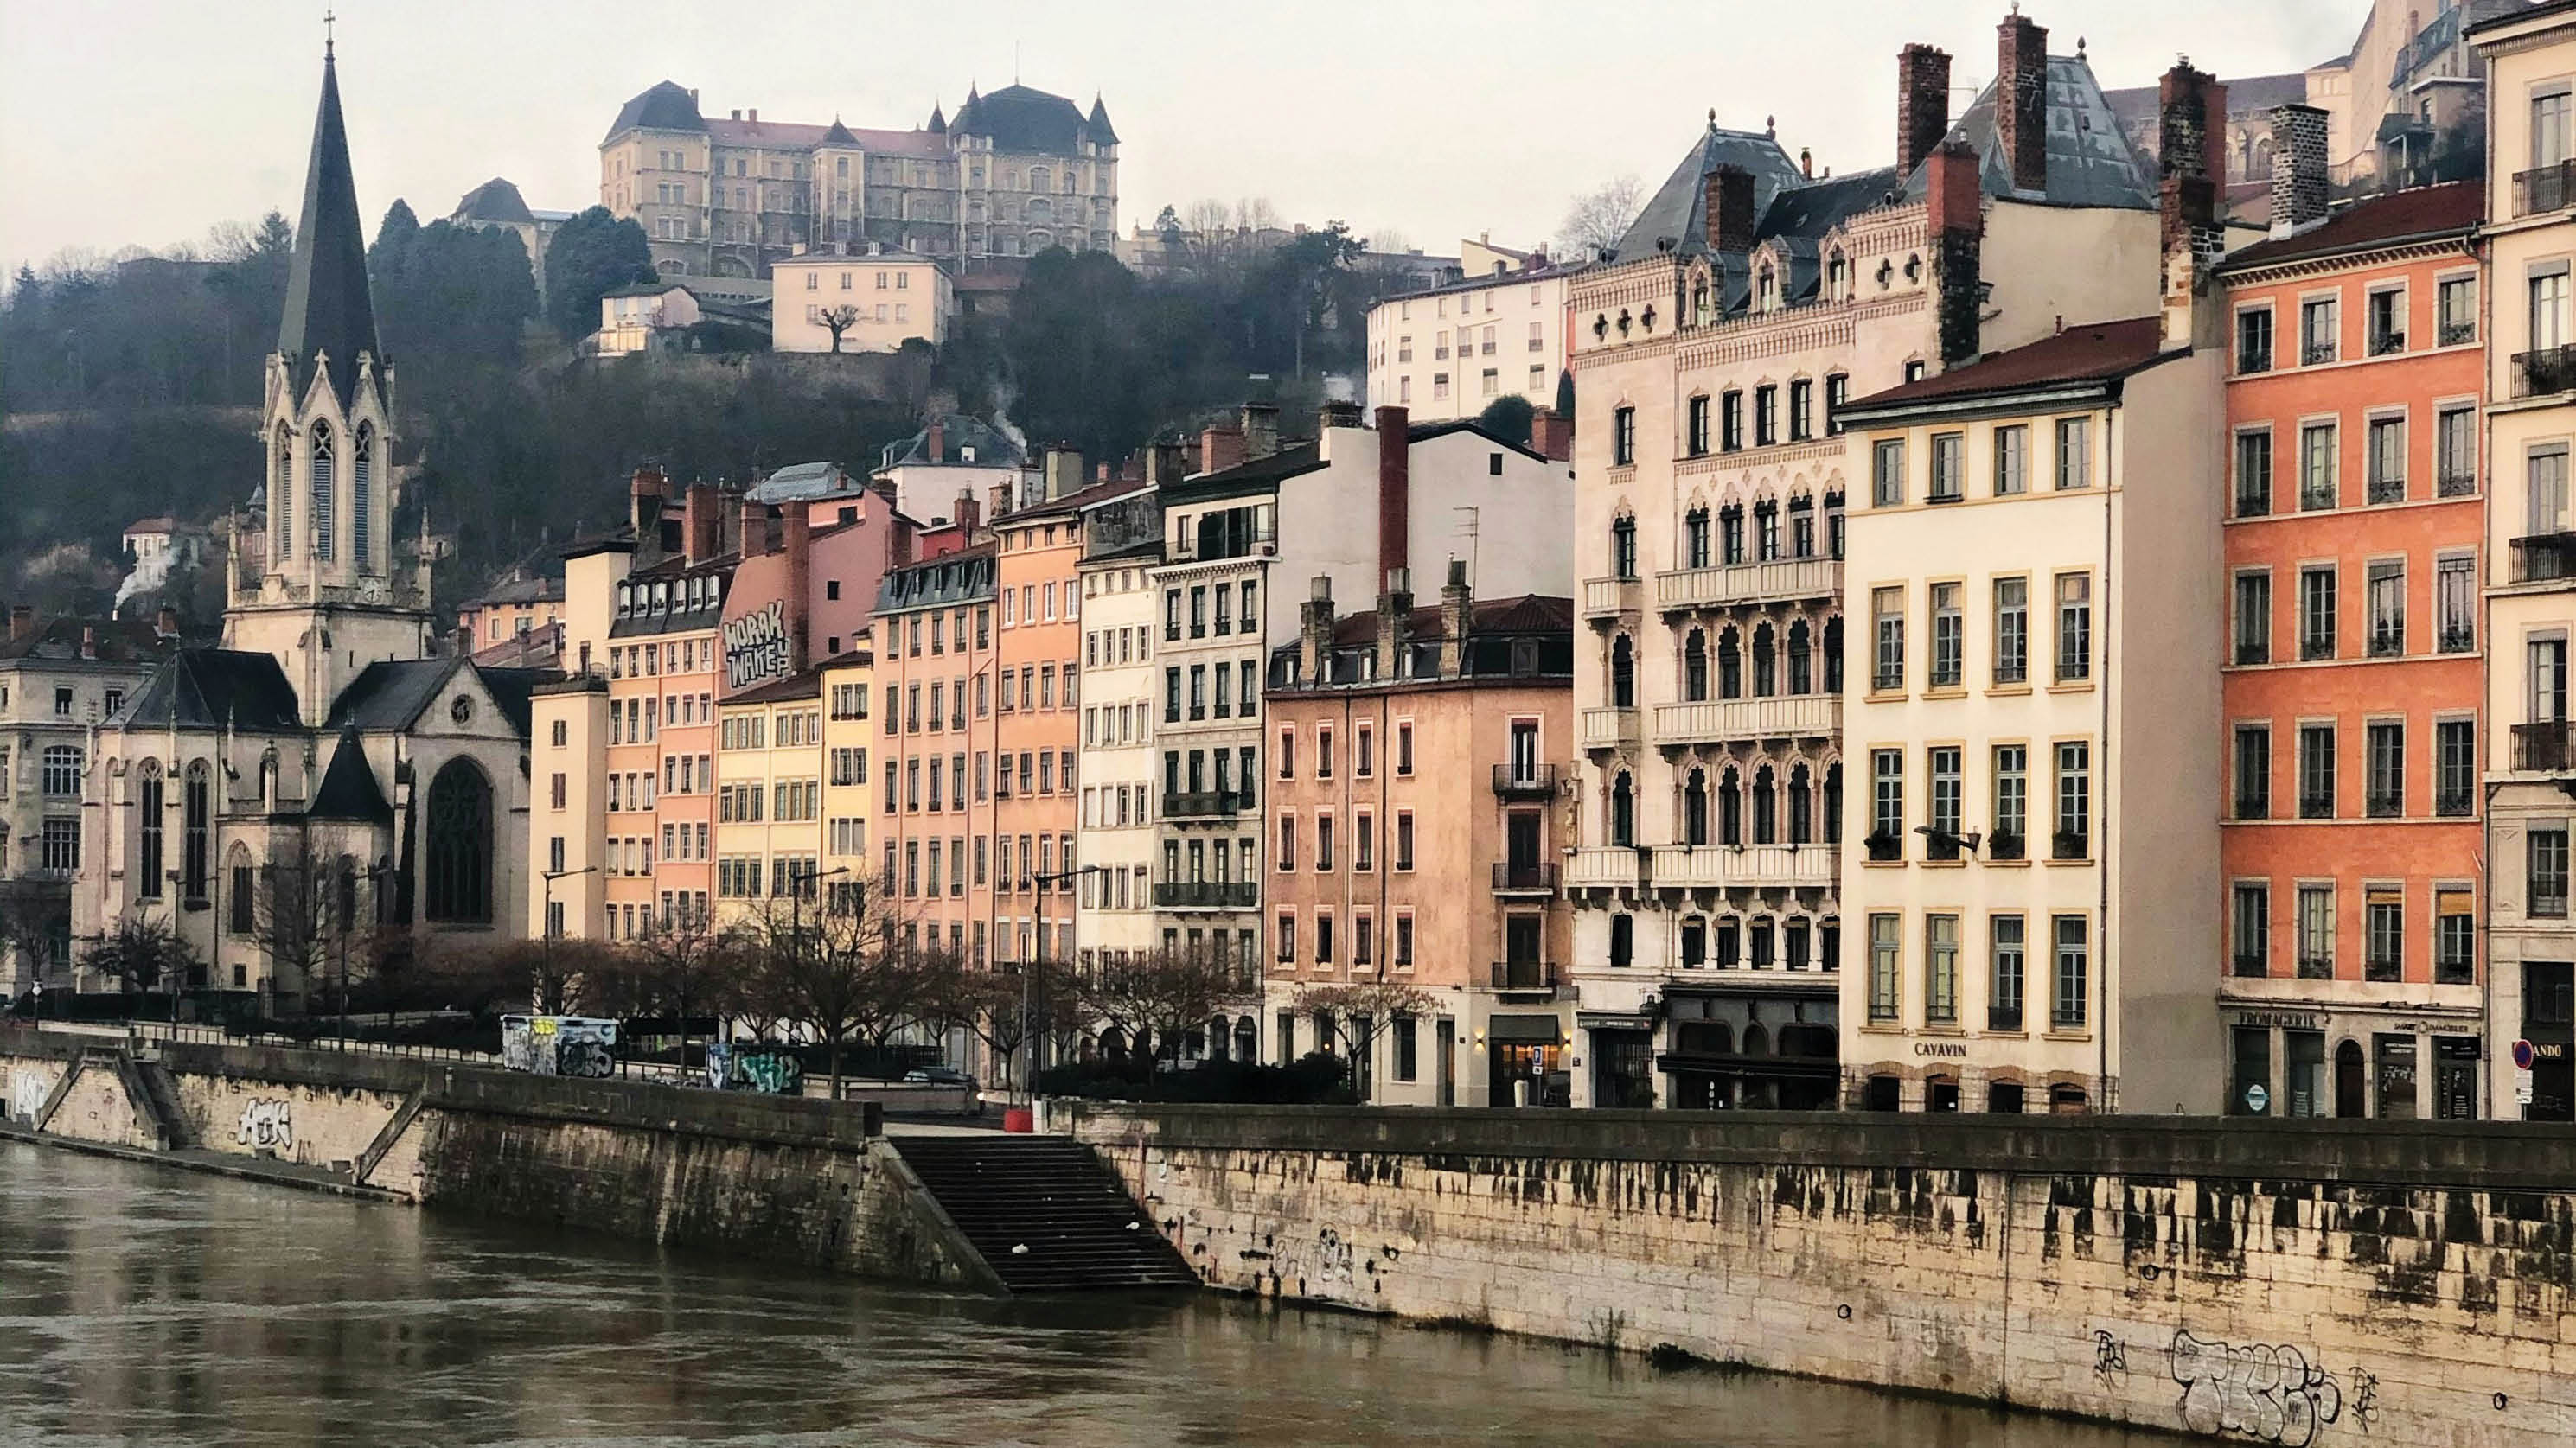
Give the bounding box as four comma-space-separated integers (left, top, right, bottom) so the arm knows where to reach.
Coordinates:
2215, 180, 2487, 1120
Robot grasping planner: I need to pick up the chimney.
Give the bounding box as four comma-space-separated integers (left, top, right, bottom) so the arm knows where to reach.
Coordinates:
1530, 406, 1573, 462
925, 418, 945, 462
9, 604, 34, 641
1043, 446, 1084, 499
953, 492, 981, 537
1377, 567, 1413, 680
738, 498, 774, 558
154, 605, 179, 640
1299, 575, 1335, 684
1200, 424, 1247, 475
1241, 403, 1281, 461
681, 482, 722, 565
1146, 440, 1186, 486
2269, 104, 2330, 237
1318, 400, 1363, 433
1799, 147, 1813, 179
1374, 405, 1410, 592
731, 109, 741, 121
1437, 558, 1472, 679
1705, 164, 1757, 256
1927, 140, 1985, 366
747, 108, 758, 123
1997, 11, 2049, 195
784, 499, 813, 667
986, 481, 1012, 520
1896, 43, 1953, 178
630, 465, 670, 540
80, 625, 97, 660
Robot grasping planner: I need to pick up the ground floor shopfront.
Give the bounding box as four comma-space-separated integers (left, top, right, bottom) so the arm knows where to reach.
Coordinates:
2218, 1001, 2485, 1119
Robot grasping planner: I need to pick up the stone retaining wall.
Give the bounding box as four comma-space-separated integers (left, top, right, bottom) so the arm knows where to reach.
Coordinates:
1069, 1103, 2576, 1448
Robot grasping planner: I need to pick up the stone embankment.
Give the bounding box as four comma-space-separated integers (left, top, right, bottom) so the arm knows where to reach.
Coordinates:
1069, 1102, 2576, 1448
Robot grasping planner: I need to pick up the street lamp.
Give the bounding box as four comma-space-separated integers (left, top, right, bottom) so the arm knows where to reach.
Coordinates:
787, 864, 852, 1094
541, 865, 598, 1018
1021, 864, 1103, 1104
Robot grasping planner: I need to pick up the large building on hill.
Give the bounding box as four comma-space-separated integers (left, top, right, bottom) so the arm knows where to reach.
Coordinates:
599, 80, 1119, 279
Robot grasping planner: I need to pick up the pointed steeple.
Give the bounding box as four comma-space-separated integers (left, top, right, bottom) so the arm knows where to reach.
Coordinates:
821, 115, 858, 147
926, 100, 947, 135
277, 41, 383, 412
1085, 92, 1118, 145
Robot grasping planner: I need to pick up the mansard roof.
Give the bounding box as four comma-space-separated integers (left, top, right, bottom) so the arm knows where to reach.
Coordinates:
451, 176, 535, 225
1614, 121, 1810, 261
1896, 53, 2159, 211
278, 50, 385, 412
950, 84, 1103, 153
115, 649, 303, 732
604, 80, 706, 141
305, 727, 393, 823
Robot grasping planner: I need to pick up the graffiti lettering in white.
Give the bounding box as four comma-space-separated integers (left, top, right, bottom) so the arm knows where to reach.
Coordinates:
235, 1099, 293, 1153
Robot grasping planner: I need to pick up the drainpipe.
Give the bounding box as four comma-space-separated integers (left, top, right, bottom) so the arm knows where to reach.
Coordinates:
2099, 405, 2115, 1113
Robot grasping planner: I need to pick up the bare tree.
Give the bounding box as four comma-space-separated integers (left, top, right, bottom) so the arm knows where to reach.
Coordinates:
624, 918, 745, 1070
421, 935, 623, 1022
1075, 943, 1257, 1069
922, 949, 1077, 1098
77, 916, 201, 1001
0, 882, 67, 999
1555, 174, 1645, 261
1291, 980, 1439, 1101
817, 303, 863, 354
738, 879, 918, 1098
248, 836, 333, 1014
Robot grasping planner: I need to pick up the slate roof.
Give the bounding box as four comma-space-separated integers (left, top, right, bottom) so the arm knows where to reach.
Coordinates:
876, 543, 998, 613
0, 617, 179, 667
751, 460, 862, 503
949, 84, 1106, 153
1086, 96, 1118, 145
306, 728, 393, 823
878, 413, 1029, 470
1614, 122, 1811, 260
115, 649, 303, 732
477, 667, 550, 737
451, 177, 534, 224
1897, 54, 2159, 211
278, 50, 385, 411
464, 572, 563, 608
325, 658, 463, 731
2216, 180, 2483, 272
1323, 595, 1576, 647
725, 669, 823, 706
1840, 317, 2172, 413
604, 80, 706, 140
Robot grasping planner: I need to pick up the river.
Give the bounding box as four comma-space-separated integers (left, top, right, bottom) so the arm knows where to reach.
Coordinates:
0, 1141, 2171, 1446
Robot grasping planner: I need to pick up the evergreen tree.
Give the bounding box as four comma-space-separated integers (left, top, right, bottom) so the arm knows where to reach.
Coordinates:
542, 207, 658, 339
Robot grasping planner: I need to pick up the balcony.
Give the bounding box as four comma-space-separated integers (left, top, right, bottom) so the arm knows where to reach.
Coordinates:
2515, 160, 2576, 217
2437, 469, 2477, 498
2513, 345, 2576, 399
1652, 694, 1839, 745
1493, 764, 1559, 800
2368, 329, 2407, 358
1655, 556, 1837, 612
2050, 830, 2090, 862
1566, 846, 1650, 890
1163, 791, 1244, 819
1580, 706, 1640, 752
1154, 881, 1259, 909
1488, 960, 1567, 992
1988, 830, 2026, 862
1491, 862, 1560, 895
2515, 722, 2573, 773
1582, 575, 1640, 622
2439, 320, 2477, 348
1649, 844, 1834, 891
2302, 339, 2338, 367
2367, 474, 2406, 505
2435, 788, 2474, 818
2511, 533, 2576, 584
2297, 794, 2336, 820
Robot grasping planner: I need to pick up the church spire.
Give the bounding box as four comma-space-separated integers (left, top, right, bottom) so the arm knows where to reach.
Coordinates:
277, 37, 382, 412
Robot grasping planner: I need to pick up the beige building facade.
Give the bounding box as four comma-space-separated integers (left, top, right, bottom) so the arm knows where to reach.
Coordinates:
1365, 244, 1573, 422
770, 246, 951, 353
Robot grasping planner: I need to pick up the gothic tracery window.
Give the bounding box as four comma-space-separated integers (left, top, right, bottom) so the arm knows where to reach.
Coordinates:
425, 758, 494, 923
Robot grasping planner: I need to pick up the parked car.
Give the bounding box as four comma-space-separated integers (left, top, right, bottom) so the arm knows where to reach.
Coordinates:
903, 1066, 974, 1088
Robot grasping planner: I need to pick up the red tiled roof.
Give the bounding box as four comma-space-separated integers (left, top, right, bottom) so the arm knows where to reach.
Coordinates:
1326, 594, 1574, 646
2219, 180, 2483, 272
1844, 318, 2170, 412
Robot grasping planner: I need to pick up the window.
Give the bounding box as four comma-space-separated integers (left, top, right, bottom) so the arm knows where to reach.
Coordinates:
1992, 424, 2028, 496
1686, 395, 1710, 456
2298, 724, 2337, 819
1872, 439, 1904, 507
1789, 379, 1813, 441
2236, 308, 2273, 373
1608, 517, 1637, 578
2364, 560, 2406, 658
1869, 750, 1903, 860
2234, 430, 2272, 517
2367, 417, 2407, 503
2054, 418, 2090, 490
1721, 391, 1744, 451
1755, 385, 1778, 446
2300, 297, 2338, 365
2437, 276, 2477, 346
2052, 742, 2089, 859
1988, 915, 2026, 1030
2368, 288, 2407, 355
1929, 583, 1962, 687
2297, 883, 2336, 977
1991, 745, 2028, 858
2436, 719, 2475, 817
2234, 571, 2272, 666
2435, 889, 2475, 983
1683, 508, 1711, 571
2299, 566, 2337, 660
2366, 721, 2405, 817
2234, 724, 2272, 819
2054, 573, 2091, 682
41, 745, 80, 796
2051, 915, 2090, 1030
1868, 914, 1900, 1022
1928, 748, 1962, 858
1929, 432, 1965, 502
2437, 407, 2476, 495
2532, 828, 2570, 918
1612, 406, 1636, 466
1990, 577, 2027, 684
1825, 374, 1849, 435
1872, 586, 1905, 692
2365, 887, 2404, 981
1924, 915, 1959, 1024
2232, 883, 2270, 976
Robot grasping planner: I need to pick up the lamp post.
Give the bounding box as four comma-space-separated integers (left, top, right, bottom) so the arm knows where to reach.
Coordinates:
541, 865, 598, 1016
787, 864, 850, 1094
331, 858, 393, 1049
1021, 864, 1103, 1105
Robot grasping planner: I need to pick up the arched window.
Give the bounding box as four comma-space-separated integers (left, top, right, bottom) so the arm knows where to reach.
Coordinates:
1029, 165, 1051, 192
1719, 768, 1743, 846
1717, 628, 1742, 699
225, 842, 257, 937
1824, 762, 1844, 845
1753, 622, 1777, 697
1609, 771, 1635, 847
182, 761, 210, 902
1684, 768, 1710, 846
1719, 504, 1745, 565
137, 761, 165, 900
1683, 507, 1711, 570
1788, 763, 1814, 845
1755, 498, 1780, 561
1683, 628, 1710, 702
1611, 635, 1636, 709
425, 758, 495, 923
1743, 1022, 1772, 1056
272, 426, 294, 562
1823, 616, 1845, 693
309, 419, 336, 562
1753, 764, 1778, 843
1787, 619, 1813, 694
352, 423, 374, 572
1825, 490, 1847, 559
1609, 515, 1637, 579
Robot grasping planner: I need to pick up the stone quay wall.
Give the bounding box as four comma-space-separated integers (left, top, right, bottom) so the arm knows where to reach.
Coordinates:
1068, 1104, 2576, 1448
0, 1026, 991, 1290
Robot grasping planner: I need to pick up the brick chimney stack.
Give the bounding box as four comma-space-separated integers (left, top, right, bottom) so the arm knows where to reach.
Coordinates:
1374, 405, 1410, 592
738, 498, 774, 558
630, 465, 670, 540
1437, 558, 1472, 679
1299, 575, 1335, 684
6, 605, 30, 641
1896, 43, 1953, 178
155, 605, 179, 640
1996, 11, 2049, 195
1377, 567, 1413, 680
1529, 407, 1573, 462
925, 418, 944, 462
1200, 424, 1246, 475
1927, 140, 1986, 366
1242, 403, 1281, 462
1706, 164, 1757, 256
681, 482, 722, 565
2269, 105, 2330, 238
784, 498, 812, 668
2161, 60, 2228, 350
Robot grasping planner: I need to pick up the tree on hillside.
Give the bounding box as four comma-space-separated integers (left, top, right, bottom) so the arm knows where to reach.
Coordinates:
542, 206, 658, 340
206, 209, 296, 386
370, 203, 537, 374
1478, 394, 1535, 443
1555, 175, 1644, 261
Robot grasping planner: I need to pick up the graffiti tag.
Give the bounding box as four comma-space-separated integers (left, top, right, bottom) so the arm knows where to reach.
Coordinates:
235, 1099, 293, 1153
2170, 1329, 2343, 1447
2349, 1368, 2377, 1432
1314, 1228, 1356, 1290
2093, 1330, 2129, 1389
10, 1071, 48, 1124
723, 601, 791, 691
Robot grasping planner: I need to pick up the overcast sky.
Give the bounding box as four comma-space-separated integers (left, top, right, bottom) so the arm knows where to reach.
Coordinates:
2, 0, 2362, 274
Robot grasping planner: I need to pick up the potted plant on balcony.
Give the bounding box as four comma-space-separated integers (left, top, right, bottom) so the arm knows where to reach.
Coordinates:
2050, 829, 2089, 862
1863, 830, 1901, 863
1986, 829, 2023, 862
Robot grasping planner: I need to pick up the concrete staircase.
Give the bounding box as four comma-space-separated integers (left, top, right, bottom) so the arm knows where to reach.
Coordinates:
890, 1135, 1196, 1292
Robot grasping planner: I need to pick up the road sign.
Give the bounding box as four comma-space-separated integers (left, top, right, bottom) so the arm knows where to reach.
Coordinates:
2244, 1082, 2271, 1114
2512, 1038, 2537, 1071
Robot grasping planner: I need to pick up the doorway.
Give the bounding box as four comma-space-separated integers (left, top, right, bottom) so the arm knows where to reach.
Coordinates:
2334, 1038, 2367, 1118
1435, 1017, 1455, 1107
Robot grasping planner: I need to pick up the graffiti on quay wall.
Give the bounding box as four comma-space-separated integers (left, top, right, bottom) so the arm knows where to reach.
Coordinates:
2092, 1330, 2128, 1390
705, 1043, 804, 1094
235, 1099, 293, 1153
2168, 1329, 2344, 1446
501, 1016, 619, 1078
10, 1071, 47, 1124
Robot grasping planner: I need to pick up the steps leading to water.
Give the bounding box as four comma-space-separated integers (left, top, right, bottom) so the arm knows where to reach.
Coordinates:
891, 1135, 1195, 1293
